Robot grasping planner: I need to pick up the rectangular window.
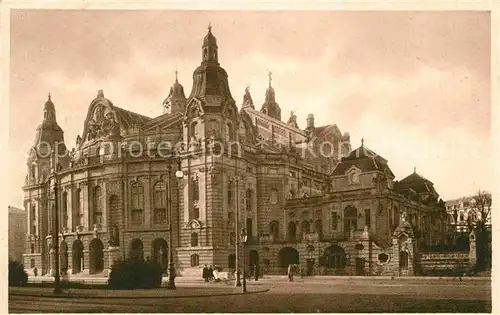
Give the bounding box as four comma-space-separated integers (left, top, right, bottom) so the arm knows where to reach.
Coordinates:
228, 212, 234, 226
364, 209, 371, 228
154, 208, 167, 224
332, 211, 338, 230
131, 210, 143, 223
227, 186, 233, 207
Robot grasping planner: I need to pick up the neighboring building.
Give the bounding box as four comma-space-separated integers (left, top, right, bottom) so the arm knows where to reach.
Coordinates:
9, 206, 26, 262
21, 26, 447, 277
445, 193, 492, 232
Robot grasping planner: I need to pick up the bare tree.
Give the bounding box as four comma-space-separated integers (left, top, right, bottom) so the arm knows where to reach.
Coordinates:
467, 190, 492, 271
466, 190, 492, 231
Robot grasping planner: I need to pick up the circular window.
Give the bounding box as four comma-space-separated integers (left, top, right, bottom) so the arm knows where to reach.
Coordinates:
378, 253, 389, 264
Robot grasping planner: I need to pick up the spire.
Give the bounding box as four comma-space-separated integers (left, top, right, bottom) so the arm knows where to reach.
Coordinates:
414, 166, 416, 174
361, 138, 364, 147
163, 71, 186, 114
43, 93, 56, 123
261, 70, 281, 120
202, 24, 218, 63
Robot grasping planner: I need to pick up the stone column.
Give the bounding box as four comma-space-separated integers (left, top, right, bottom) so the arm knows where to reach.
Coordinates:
49, 248, 56, 276
82, 249, 90, 274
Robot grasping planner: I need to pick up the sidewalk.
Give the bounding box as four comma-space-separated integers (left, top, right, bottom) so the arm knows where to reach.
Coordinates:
27, 274, 490, 287
9, 285, 269, 299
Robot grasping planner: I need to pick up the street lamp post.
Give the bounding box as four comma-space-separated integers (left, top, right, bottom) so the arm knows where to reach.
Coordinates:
52, 167, 62, 294
229, 176, 241, 287
167, 158, 184, 290
240, 228, 248, 293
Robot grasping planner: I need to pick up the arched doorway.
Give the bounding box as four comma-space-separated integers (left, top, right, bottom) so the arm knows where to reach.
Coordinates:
152, 238, 168, 272
60, 241, 68, 272
129, 238, 144, 260
323, 245, 346, 269
278, 247, 299, 267
89, 238, 104, 274
72, 240, 84, 274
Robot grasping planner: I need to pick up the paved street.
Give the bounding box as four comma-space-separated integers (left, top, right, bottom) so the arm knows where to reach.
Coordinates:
9, 277, 491, 313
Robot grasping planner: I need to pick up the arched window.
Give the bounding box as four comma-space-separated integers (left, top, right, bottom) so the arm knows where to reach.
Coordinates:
30, 165, 36, 181
399, 251, 409, 269
190, 254, 199, 267
269, 221, 279, 240
191, 232, 199, 247
227, 181, 233, 207
131, 182, 144, 223
226, 122, 234, 141
153, 182, 166, 224
245, 189, 253, 212
93, 186, 103, 225
62, 191, 68, 229
269, 189, 278, 205
343, 206, 358, 238
30, 259, 35, 268
192, 177, 199, 201
75, 188, 83, 228
30, 243, 35, 253
30, 204, 36, 234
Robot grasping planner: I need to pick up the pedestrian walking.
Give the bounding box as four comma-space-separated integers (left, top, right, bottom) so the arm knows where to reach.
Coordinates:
208, 265, 214, 282
287, 264, 294, 282
202, 264, 209, 282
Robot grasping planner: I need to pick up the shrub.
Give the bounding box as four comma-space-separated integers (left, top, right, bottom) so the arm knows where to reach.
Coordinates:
9, 260, 28, 286
108, 258, 163, 290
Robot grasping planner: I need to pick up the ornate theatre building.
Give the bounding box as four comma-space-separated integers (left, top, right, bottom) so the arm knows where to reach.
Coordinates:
22, 26, 448, 277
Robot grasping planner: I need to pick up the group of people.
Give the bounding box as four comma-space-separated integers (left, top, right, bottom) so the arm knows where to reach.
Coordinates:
202, 265, 221, 283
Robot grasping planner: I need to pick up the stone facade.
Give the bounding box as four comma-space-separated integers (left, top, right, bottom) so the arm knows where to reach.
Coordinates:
22, 26, 447, 277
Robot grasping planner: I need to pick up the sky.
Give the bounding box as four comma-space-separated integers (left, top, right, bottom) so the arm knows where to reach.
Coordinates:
8, 10, 491, 207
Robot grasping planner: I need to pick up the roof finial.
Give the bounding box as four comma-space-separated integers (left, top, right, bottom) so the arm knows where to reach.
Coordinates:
208, 22, 212, 33
175, 69, 178, 83
48, 93, 51, 101
268, 70, 272, 87
361, 137, 364, 147
97, 89, 104, 98
414, 166, 416, 173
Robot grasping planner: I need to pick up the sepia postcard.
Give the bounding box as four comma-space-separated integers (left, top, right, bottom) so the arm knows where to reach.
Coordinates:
2, 1, 497, 313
